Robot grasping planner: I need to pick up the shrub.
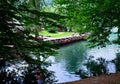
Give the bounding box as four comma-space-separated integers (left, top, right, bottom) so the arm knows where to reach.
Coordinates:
47, 27, 57, 33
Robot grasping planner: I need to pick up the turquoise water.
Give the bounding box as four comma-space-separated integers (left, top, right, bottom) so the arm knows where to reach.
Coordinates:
48, 34, 119, 83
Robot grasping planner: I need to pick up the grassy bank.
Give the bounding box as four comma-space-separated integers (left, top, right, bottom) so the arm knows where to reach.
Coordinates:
39, 31, 74, 38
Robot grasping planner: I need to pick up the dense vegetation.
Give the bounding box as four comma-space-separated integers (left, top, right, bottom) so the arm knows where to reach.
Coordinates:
54, 0, 120, 47
0, 0, 62, 83
0, 0, 120, 83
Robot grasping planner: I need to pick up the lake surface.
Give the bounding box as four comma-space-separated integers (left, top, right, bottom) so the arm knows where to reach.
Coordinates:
48, 34, 119, 83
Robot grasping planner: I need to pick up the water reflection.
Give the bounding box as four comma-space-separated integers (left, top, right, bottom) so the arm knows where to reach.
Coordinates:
48, 39, 119, 83
48, 42, 88, 83
88, 44, 119, 60
56, 42, 88, 72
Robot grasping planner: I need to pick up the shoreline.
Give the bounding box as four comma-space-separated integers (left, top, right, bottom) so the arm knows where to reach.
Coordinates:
60, 72, 120, 84
44, 34, 87, 45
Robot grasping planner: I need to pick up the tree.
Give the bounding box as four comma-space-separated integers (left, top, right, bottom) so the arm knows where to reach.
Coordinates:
54, 0, 120, 47
0, 0, 64, 83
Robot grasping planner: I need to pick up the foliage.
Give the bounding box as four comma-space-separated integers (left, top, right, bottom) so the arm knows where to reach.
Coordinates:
85, 56, 108, 76
0, 0, 59, 64
113, 53, 120, 71
0, 66, 56, 84
54, 0, 120, 47
76, 55, 120, 79
76, 56, 108, 79
0, 0, 64, 83
47, 26, 58, 33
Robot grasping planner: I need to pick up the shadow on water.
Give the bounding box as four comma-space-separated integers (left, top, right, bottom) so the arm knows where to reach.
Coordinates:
76, 52, 120, 79
76, 56, 111, 79
56, 41, 88, 72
